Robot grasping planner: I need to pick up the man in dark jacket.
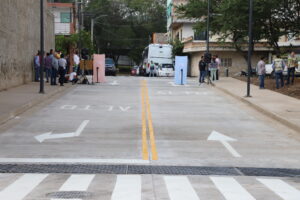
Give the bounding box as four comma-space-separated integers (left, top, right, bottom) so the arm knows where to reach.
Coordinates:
199, 56, 207, 84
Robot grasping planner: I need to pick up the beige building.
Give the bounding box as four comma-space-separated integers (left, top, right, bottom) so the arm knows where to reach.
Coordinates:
167, 0, 300, 77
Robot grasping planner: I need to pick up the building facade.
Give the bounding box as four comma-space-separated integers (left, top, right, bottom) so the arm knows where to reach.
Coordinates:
167, 0, 300, 77
47, 2, 77, 35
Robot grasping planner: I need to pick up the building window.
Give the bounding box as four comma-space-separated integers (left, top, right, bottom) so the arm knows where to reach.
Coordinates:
176, 33, 180, 40
60, 12, 71, 23
221, 58, 232, 67
180, 29, 182, 41
194, 31, 207, 41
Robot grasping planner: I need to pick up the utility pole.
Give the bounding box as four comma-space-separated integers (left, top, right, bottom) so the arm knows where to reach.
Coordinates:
91, 18, 94, 46
205, 0, 211, 85
206, 0, 210, 54
39, 0, 45, 94
77, 0, 82, 58
247, 0, 253, 97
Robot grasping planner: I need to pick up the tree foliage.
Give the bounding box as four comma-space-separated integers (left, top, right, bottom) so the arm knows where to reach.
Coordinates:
177, 0, 300, 55
55, 31, 93, 55
171, 39, 185, 56
85, 0, 167, 64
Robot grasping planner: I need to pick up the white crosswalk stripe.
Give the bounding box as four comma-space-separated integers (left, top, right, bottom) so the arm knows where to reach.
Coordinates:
0, 174, 48, 200
0, 174, 299, 200
257, 178, 300, 200
51, 174, 95, 200
164, 176, 200, 200
111, 175, 141, 200
210, 177, 256, 200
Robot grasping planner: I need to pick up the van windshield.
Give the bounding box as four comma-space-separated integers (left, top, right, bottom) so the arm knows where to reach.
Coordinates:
162, 64, 173, 69
105, 59, 114, 65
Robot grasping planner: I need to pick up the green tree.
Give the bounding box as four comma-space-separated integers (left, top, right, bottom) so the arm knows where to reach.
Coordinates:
177, 0, 300, 57
55, 31, 93, 55
171, 39, 185, 56
85, 0, 167, 65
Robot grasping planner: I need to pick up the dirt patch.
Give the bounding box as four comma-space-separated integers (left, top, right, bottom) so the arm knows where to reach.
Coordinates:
235, 76, 300, 100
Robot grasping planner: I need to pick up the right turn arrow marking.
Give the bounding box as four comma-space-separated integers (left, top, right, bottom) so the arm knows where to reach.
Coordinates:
208, 131, 242, 158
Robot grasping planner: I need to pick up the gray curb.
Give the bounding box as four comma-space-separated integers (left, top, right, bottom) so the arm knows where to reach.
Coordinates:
0, 85, 73, 125
213, 84, 300, 133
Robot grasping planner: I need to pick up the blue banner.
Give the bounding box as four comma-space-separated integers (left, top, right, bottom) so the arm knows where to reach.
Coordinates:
174, 56, 188, 85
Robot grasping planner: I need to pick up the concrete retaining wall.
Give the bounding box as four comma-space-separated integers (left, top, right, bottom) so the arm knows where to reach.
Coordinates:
0, 0, 55, 90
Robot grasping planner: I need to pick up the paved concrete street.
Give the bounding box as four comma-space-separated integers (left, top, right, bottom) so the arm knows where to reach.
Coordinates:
0, 76, 299, 199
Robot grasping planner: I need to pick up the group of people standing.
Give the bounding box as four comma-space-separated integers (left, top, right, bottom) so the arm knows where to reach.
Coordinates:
198, 55, 221, 84
257, 51, 299, 89
34, 50, 80, 86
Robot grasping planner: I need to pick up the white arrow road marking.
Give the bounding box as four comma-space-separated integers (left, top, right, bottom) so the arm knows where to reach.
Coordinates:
210, 177, 255, 200
110, 80, 119, 85
0, 174, 48, 200
164, 176, 200, 200
74, 120, 90, 136
185, 91, 200, 95
119, 106, 131, 112
157, 91, 173, 95
111, 175, 141, 200
35, 120, 90, 143
208, 131, 241, 158
108, 105, 114, 111
82, 105, 91, 110
60, 105, 77, 110
257, 178, 300, 200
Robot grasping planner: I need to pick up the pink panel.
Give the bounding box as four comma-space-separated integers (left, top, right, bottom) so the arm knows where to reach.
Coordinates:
93, 54, 106, 83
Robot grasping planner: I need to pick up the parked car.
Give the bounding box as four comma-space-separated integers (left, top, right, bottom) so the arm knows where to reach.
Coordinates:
265, 64, 274, 76
266, 61, 300, 77
105, 58, 117, 76
157, 64, 175, 77
131, 66, 139, 76
240, 68, 256, 76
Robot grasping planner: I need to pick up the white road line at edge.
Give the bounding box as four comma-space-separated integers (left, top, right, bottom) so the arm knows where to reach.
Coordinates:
111, 175, 141, 200
0, 158, 150, 164
257, 178, 300, 200
210, 177, 256, 200
0, 174, 48, 200
164, 176, 200, 200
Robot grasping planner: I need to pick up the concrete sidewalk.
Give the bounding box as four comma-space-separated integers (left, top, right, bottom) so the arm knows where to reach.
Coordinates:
213, 77, 300, 133
0, 83, 72, 125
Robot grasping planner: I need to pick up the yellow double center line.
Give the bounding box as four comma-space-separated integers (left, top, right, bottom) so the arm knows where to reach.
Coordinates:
141, 80, 158, 160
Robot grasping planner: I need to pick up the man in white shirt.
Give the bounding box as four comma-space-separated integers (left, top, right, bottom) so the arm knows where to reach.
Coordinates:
69, 72, 78, 84
257, 57, 266, 89
58, 54, 67, 86
73, 51, 80, 73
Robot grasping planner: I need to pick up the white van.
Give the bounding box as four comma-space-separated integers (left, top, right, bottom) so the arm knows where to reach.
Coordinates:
157, 64, 174, 77
142, 44, 173, 76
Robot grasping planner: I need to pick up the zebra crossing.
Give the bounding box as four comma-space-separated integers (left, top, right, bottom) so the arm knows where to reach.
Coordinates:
0, 174, 299, 200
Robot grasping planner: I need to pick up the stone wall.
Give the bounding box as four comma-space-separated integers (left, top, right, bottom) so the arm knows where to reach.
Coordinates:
0, 0, 55, 90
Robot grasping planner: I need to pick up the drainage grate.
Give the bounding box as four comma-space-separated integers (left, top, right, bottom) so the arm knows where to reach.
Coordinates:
127, 165, 239, 176
0, 164, 127, 174
0, 164, 299, 177
46, 191, 93, 199
237, 167, 300, 177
